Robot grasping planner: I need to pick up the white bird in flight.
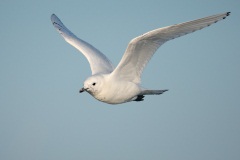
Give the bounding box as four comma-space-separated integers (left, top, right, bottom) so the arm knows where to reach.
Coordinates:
51, 12, 230, 104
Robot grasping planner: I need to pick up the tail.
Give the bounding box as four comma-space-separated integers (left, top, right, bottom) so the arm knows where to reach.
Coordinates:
133, 89, 168, 102
141, 89, 168, 95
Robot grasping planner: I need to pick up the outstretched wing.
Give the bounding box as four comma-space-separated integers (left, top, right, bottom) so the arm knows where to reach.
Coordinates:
110, 12, 230, 84
51, 14, 114, 75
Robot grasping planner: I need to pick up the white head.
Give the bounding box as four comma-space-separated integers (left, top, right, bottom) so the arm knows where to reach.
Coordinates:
79, 75, 104, 95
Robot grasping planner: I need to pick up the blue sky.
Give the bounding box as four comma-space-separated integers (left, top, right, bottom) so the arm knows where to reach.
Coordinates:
0, 0, 239, 160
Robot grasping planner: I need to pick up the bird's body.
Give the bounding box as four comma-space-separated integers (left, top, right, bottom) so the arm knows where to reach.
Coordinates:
84, 74, 141, 104
51, 12, 230, 104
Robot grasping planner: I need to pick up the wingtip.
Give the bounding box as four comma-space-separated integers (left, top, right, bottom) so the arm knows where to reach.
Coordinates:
50, 14, 63, 27
222, 12, 231, 20
51, 14, 55, 18
51, 14, 57, 22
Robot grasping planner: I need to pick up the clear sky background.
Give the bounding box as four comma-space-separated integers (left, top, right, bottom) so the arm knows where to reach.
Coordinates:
0, 0, 239, 160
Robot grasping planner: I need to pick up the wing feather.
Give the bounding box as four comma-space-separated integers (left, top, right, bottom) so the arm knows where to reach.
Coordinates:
111, 12, 230, 83
51, 14, 114, 75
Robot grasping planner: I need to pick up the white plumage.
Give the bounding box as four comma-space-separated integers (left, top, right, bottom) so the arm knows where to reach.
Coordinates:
51, 12, 230, 104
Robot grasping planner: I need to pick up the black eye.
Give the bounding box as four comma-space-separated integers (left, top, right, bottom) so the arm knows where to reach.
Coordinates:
92, 82, 96, 86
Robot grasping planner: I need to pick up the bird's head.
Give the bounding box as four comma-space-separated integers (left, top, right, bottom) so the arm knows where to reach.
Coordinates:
79, 75, 104, 95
